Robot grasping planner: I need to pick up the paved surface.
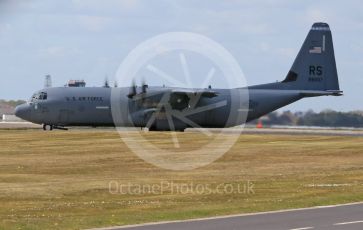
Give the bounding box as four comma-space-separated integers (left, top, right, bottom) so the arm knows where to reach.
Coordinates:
96, 203, 363, 230
190, 127, 363, 137
1, 122, 363, 137
0, 121, 41, 129
242, 127, 363, 137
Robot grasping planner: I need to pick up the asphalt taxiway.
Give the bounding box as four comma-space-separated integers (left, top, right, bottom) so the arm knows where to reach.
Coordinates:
1, 122, 363, 137
97, 202, 363, 230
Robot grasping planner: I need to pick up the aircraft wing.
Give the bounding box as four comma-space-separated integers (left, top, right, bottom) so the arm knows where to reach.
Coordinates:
130, 88, 219, 112
130, 88, 219, 101
170, 88, 218, 98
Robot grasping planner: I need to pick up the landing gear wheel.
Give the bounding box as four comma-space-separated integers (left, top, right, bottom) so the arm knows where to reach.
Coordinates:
43, 124, 53, 131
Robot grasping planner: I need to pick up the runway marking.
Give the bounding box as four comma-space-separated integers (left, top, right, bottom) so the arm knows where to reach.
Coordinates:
333, 220, 363, 225
289, 227, 314, 230
88, 202, 363, 230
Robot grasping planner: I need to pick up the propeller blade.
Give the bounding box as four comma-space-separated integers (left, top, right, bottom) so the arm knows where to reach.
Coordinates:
128, 79, 137, 98
104, 76, 110, 88
141, 78, 148, 94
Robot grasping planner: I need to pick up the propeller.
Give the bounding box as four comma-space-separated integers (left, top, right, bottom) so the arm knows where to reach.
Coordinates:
127, 79, 137, 98
141, 78, 148, 94
128, 78, 151, 108
104, 76, 110, 88
140, 78, 149, 106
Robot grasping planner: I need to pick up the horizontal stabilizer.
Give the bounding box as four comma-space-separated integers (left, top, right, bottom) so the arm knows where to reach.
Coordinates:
299, 90, 343, 97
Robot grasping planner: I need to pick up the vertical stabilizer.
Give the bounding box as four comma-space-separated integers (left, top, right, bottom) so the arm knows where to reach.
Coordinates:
282, 22, 340, 92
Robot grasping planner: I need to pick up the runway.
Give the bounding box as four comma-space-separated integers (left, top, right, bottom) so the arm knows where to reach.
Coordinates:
1, 122, 363, 137
187, 127, 363, 137
98, 202, 363, 230
0, 121, 41, 129
241, 127, 363, 137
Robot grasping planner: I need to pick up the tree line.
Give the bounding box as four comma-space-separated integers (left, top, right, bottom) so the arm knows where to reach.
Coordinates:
250, 110, 363, 128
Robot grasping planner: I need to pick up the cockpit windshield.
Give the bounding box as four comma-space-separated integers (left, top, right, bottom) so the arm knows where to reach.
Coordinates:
30, 92, 47, 102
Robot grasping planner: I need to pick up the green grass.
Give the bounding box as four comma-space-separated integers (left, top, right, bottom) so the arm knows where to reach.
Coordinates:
0, 130, 362, 229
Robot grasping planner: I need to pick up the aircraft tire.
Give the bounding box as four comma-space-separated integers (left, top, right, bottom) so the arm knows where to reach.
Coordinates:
43, 124, 53, 131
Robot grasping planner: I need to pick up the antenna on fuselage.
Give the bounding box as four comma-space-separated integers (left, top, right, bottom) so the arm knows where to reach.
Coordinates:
44, 74, 52, 88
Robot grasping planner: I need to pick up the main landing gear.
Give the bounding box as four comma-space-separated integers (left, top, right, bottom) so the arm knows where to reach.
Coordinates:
42, 124, 68, 131
43, 124, 53, 131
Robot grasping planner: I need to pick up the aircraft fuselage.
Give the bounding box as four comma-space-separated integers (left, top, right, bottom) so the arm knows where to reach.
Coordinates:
15, 86, 304, 130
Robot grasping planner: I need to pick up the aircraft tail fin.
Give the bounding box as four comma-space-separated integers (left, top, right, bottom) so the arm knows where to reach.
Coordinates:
282, 22, 341, 93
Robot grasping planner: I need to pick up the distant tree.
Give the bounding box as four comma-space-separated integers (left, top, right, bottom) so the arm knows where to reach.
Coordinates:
247, 110, 363, 128
0, 100, 26, 107
298, 110, 363, 127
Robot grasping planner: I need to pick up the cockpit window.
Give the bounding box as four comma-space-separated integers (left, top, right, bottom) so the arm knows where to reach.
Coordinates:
30, 92, 47, 102
39, 92, 47, 100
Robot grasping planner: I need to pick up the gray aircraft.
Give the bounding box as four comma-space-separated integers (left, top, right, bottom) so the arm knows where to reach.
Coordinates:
15, 22, 342, 131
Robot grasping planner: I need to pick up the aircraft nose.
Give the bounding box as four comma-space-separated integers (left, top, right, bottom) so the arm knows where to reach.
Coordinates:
15, 104, 31, 121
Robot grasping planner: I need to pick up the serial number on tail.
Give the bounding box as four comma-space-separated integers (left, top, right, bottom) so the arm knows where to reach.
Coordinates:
309, 65, 323, 82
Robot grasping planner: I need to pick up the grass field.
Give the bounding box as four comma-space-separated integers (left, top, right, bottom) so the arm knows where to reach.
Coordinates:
0, 129, 363, 230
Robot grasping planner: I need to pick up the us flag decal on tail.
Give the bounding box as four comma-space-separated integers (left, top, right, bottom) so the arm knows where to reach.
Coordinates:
309, 46, 322, 54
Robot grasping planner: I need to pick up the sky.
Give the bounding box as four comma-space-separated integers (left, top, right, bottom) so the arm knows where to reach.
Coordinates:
0, 0, 362, 112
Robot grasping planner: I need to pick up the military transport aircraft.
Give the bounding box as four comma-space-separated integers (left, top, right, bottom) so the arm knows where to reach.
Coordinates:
15, 22, 342, 131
